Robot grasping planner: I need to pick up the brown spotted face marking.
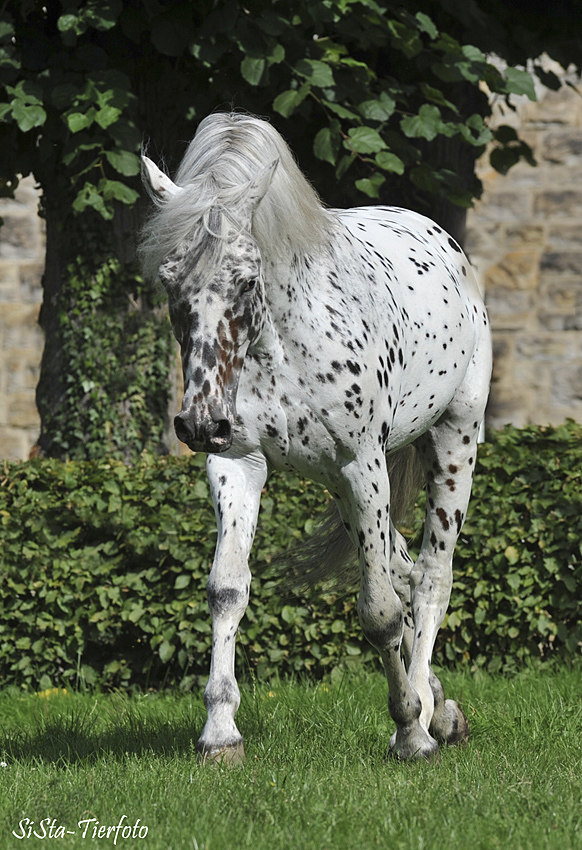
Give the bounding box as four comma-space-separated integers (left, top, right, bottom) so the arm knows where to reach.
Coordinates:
159, 232, 266, 452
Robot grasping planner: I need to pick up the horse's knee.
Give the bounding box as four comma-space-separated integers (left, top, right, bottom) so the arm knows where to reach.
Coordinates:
207, 582, 249, 617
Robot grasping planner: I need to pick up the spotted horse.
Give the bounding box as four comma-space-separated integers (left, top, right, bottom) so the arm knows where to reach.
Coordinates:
140, 112, 492, 763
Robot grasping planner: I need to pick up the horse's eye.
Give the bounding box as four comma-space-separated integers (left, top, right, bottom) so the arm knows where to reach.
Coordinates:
240, 278, 256, 295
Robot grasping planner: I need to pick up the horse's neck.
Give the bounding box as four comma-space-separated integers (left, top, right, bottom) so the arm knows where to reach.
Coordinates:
249, 306, 285, 369
262, 245, 328, 321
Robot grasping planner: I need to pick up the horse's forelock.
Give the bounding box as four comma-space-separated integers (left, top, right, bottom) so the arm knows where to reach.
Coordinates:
139, 112, 336, 283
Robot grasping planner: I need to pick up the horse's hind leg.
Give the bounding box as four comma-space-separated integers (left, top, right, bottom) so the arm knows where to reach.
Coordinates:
196, 451, 267, 764
337, 453, 438, 761
407, 412, 483, 746
388, 523, 415, 665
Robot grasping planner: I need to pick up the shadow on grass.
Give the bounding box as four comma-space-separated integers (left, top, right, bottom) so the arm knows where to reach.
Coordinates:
0, 692, 206, 766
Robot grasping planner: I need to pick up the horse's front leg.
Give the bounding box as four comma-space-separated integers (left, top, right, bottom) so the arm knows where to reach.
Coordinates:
196, 451, 267, 764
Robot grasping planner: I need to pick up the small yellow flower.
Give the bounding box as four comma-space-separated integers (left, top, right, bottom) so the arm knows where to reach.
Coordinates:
267, 691, 277, 698
36, 688, 69, 699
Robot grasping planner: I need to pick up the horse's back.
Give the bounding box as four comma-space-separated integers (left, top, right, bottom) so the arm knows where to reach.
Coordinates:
337, 205, 484, 310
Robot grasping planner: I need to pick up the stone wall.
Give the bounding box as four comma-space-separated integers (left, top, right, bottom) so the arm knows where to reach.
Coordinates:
466, 68, 582, 428
0, 177, 44, 461
1, 74, 582, 459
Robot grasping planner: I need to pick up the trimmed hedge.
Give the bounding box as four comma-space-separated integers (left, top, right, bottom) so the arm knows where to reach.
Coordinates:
1, 421, 582, 691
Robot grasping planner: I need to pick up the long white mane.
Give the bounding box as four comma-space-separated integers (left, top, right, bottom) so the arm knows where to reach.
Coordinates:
140, 112, 336, 283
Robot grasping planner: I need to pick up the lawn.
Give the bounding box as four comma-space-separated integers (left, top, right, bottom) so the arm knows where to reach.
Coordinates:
0, 666, 581, 849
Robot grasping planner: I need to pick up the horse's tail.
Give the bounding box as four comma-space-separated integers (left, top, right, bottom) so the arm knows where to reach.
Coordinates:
279, 444, 424, 593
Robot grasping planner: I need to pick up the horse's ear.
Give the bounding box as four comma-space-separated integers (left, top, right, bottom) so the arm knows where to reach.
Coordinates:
141, 156, 183, 200
246, 158, 279, 211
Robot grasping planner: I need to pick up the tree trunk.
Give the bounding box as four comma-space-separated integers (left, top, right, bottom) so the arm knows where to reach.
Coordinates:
35, 191, 68, 457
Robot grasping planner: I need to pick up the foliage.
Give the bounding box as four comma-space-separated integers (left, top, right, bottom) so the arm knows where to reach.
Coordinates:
47, 259, 174, 461
435, 420, 582, 672
1, 423, 582, 693
0, 0, 543, 217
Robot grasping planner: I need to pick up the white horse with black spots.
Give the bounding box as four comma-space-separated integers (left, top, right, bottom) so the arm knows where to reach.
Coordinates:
140, 112, 492, 763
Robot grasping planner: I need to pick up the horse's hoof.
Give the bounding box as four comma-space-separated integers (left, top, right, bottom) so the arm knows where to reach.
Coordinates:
389, 729, 439, 762
197, 742, 246, 766
430, 699, 470, 747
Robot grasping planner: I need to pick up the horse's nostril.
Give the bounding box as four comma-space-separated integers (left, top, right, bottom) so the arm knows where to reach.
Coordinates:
174, 413, 192, 444
212, 418, 231, 442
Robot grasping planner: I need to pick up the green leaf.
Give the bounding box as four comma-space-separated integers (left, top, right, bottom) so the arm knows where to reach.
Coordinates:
314, 124, 340, 165
101, 179, 139, 205
95, 105, 122, 129
420, 83, 459, 114
66, 112, 94, 133
458, 114, 492, 147
507, 573, 521, 590
72, 182, 112, 219
12, 103, 46, 133
273, 84, 311, 117
322, 100, 359, 121
358, 93, 395, 122
159, 639, 175, 663
58, 14, 83, 35
355, 172, 385, 198
174, 574, 191, 590
415, 12, 438, 39
241, 56, 266, 86
505, 545, 520, 565
400, 104, 442, 141
375, 151, 405, 174
504, 66, 536, 101
0, 20, 15, 43
494, 125, 519, 144
345, 126, 387, 154
267, 44, 285, 65
295, 58, 334, 87
104, 150, 140, 176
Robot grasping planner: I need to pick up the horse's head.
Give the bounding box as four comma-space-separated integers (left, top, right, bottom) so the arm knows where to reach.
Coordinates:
141, 156, 277, 453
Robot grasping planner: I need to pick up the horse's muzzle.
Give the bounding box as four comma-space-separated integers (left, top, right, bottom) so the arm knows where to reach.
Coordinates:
174, 406, 233, 453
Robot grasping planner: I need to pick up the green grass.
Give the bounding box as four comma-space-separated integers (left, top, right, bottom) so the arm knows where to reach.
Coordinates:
0, 667, 581, 849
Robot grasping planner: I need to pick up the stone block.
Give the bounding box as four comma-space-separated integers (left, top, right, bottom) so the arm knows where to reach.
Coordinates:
0, 214, 41, 260
484, 288, 535, 330
542, 130, 582, 164
19, 263, 44, 303
534, 191, 582, 218
0, 304, 43, 349
5, 391, 41, 429
523, 85, 582, 127
5, 350, 41, 392
464, 221, 503, 258
473, 191, 533, 222
0, 428, 34, 461
515, 334, 576, 361
490, 334, 513, 383
549, 362, 582, 407
504, 224, 545, 247
486, 387, 531, 429
0, 263, 21, 302
484, 251, 539, 291
548, 225, 582, 248
540, 251, 582, 276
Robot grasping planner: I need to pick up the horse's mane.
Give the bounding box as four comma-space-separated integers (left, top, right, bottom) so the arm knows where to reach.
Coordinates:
139, 112, 336, 283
